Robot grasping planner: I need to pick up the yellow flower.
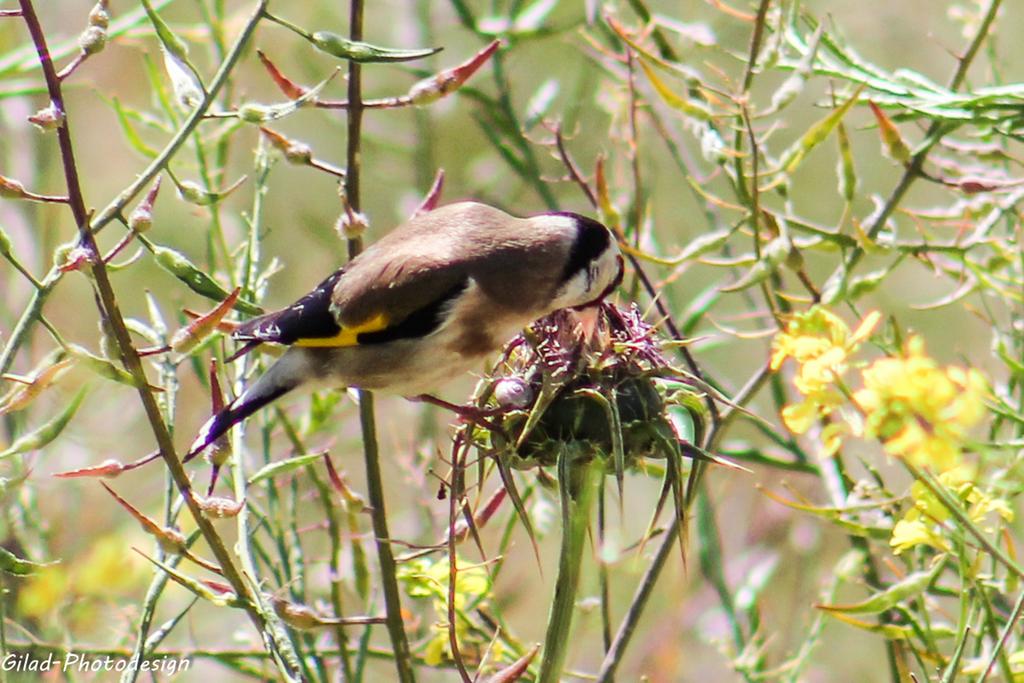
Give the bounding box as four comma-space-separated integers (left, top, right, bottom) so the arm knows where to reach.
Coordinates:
398, 555, 492, 665
772, 307, 879, 435
890, 465, 1012, 554
18, 566, 69, 618
890, 516, 949, 554
855, 337, 986, 470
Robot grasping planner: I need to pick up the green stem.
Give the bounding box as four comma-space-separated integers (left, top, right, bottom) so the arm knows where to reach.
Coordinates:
341, 0, 415, 679
537, 446, 601, 683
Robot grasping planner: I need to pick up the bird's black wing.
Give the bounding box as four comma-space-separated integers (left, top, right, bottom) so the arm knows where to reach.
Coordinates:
231, 267, 468, 349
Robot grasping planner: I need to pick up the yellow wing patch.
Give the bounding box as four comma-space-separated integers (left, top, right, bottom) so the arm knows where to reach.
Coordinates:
293, 313, 389, 348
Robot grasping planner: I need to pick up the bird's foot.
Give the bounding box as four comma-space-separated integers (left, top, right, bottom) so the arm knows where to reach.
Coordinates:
410, 394, 504, 432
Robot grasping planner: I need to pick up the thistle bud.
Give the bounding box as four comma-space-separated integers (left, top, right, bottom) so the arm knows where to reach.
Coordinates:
493, 377, 533, 409
155, 526, 188, 555
176, 180, 206, 204
272, 597, 323, 631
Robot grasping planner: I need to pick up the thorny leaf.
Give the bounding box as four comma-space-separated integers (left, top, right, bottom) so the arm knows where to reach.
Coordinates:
112, 98, 159, 158
167, 287, 240, 355
257, 49, 306, 99
408, 40, 499, 106
868, 101, 912, 164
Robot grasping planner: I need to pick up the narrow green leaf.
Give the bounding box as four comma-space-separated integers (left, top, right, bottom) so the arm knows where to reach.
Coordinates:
150, 244, 262, 314
778, 84, 865, 174
0, 547, 55, 576
639, 58, 713, 121
311, 31, 441, 63
248, 451, 326, 486
818, 561, 943, 615
139, 0, 189, 61
112, 98, 159, 158
0, 387, 87, 459
836, 121, 856, 202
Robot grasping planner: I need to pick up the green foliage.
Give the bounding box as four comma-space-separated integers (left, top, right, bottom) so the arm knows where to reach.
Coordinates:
1, 0, 1023, 682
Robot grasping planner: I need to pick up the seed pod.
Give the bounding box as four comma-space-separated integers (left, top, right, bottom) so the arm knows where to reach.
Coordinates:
335, 210, 368, 240
284, 142, 313, 165
89, 0, 110, 28
238, 102, 273, 123
78, 25, 107, 56
0, 175, 27, 199
310, 31, 441, 63
195, 495, 244, 518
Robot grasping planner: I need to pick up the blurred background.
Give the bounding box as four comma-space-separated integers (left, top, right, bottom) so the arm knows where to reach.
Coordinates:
1, 0, 1022, 680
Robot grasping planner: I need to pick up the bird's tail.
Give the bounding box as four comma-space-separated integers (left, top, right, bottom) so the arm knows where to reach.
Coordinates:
184, 351, 310, 462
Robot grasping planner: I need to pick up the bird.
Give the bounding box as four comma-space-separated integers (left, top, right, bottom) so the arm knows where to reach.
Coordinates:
185, 201, 624, 461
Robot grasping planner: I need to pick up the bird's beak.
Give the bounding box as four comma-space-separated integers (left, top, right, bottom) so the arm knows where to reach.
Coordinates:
573, 305, 601, 343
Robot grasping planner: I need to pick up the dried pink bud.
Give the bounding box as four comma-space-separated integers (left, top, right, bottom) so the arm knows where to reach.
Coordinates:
28, 103, 65, 131
53, 458, 125, 479
57, 245, 96, 275
129, 177, 162, 233
195, 495, 245, 518
407, 40, 500, 106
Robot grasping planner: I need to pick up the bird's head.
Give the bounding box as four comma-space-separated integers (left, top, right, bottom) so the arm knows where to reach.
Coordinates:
541, 212, 624, 314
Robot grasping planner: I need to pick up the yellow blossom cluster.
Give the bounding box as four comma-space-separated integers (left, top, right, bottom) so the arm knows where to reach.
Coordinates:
772, 308, 986, 472
397, 556, 495, 666
770, 306, 879, 438
855, 336, 986, 472
890, 465, 1012, 554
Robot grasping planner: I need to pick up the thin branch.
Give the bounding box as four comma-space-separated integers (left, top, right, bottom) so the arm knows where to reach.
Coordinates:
342, 0, 417, 679
15, 1, 303, 680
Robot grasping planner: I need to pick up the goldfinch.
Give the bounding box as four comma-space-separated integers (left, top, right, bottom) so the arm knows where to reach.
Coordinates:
185, 201, 623, 460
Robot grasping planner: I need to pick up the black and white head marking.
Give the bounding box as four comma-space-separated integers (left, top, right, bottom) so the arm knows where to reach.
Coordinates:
543, 212, 622, 311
